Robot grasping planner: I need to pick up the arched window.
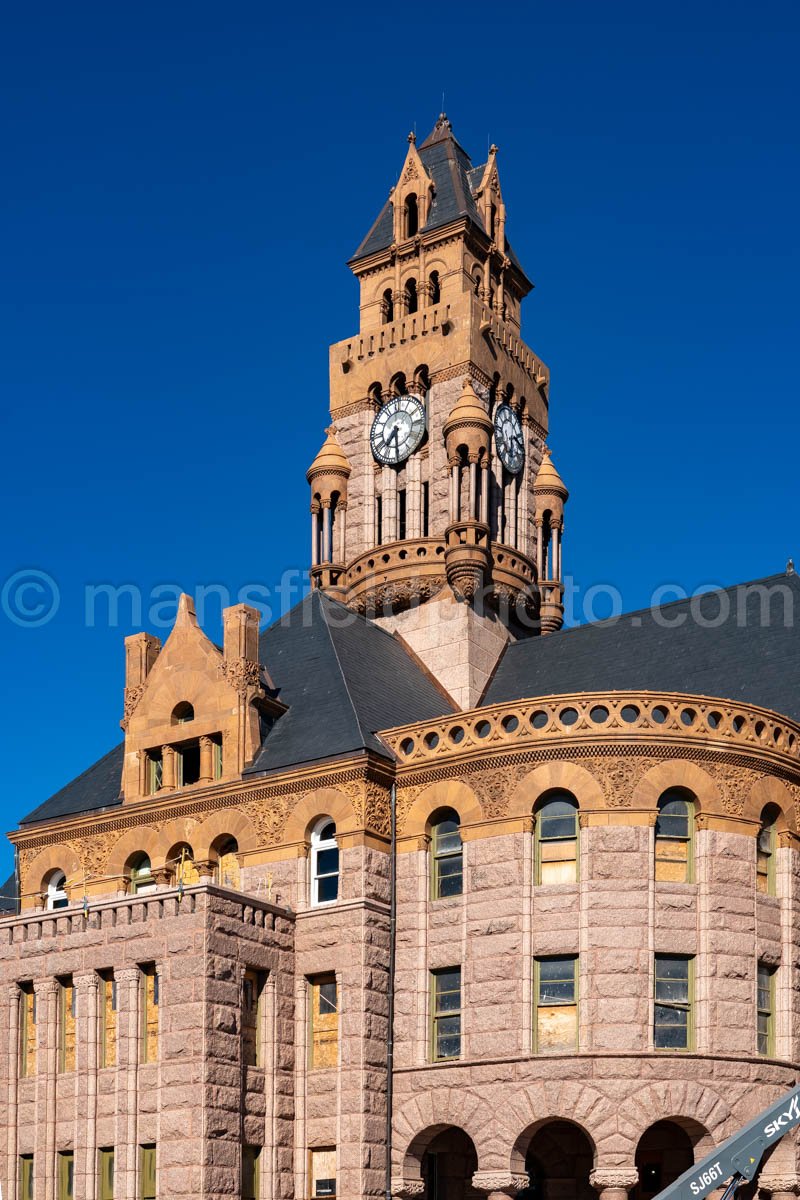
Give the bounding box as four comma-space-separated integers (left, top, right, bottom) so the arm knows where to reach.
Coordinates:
535, 792, 578, 884
757, 807, 779, 895
472, 269, 482, 296
171, 843, 199, 887
46, 870, 68, 910
382, 288, 394, 324
405, 193, 418, 237
172, 702, 194, 724
216, 837, 240, 889
429, 270, 441, 304
655, 790, 694, 882
405, 278, 418, 315
431, 809, 462, 899
129, 853, 155, 895
310, 819, 339, 906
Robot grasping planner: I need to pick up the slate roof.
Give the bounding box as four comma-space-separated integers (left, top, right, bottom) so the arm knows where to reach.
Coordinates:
486, 572, 800, 720
18, 591, 453, 827
17, 571, 800, 830
0, 872, 17, 915
245, 590, 453, 775
350, 115, 530, 283
20, 742, 125, 827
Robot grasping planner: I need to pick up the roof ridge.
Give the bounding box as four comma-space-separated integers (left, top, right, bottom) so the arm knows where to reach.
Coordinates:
552, 571, 799, 636
317, 592, 373, 747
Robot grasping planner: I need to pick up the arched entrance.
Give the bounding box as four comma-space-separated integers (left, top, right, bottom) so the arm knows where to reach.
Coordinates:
633, 1121, 696, 1200
515, 1121, 594, 1200
405, 1125, 478, 1200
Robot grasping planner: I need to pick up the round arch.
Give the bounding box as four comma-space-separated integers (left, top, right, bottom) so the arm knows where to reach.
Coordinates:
400, 780, 484, 840
105, 827, 161, 885
508, 762, 605, 819
632, 761, 720, 817
24, 844, 81, 905
746, 776, 796, 833
149, 816, 200, 874
616, 1082, 731, 1158
282, 787, 360, 845
394, 1089, 486, 1177
193, 808, 258, 862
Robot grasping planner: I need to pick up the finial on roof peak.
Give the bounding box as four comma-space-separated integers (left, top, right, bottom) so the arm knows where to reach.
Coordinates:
788, 558, 796, 576
489, 143, 499, 155
407, 130, 416, 144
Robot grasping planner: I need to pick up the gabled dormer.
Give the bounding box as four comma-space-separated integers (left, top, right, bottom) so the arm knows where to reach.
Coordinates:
121, 594, 284, 802
391, 132, 435, 246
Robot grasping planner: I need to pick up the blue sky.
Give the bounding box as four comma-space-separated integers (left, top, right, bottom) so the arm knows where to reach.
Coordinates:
1, 0, 798, 879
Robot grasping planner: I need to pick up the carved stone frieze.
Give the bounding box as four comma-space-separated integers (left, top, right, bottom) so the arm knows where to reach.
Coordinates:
219, 658, 264, 699
583, 756, 660, 808
120, 683, 146, 731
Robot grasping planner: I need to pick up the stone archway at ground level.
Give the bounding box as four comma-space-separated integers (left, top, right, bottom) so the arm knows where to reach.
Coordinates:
399, 1124, 479, 1200
514, 1120, 596, 1200
631, 1120, 696, 1200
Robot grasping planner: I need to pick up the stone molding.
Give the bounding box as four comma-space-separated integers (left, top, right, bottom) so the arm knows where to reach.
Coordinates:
472, 1171, 529, 1195
759, 1178, 800, 1195
391, 1179, 425, 1199
590, 1170, 640, 1192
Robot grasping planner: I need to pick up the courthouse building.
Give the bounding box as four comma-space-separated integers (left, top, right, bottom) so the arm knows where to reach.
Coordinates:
2, 115, 800, 1200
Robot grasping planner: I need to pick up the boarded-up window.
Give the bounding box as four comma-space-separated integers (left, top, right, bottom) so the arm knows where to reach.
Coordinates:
534, 957, 578, 1052
757, 963, 776, 1056
431, 968, 461, 1061
20, 986, 36, 1077
19, 1155, 33, 1200
58, 1152, 74, 1200
310, 976, 338, 1068
655, 791, 693, 882
243, 970, 264, 1067
654, 955, 692, 1050
217, 838, 240, 889
174, 844, 199, 887
310, 1148, 336, 1199
139, 1145, 156, 1200
98, 1148, 115, 1200
141, 966, 159, 1064
536, 793, 578, 884
101, 975, 117, 1068
60, 980, 76, 1072
242, 1145, 261, 1200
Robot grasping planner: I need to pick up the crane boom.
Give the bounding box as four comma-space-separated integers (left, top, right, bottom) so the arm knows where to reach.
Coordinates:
655, 1084, 800, 1200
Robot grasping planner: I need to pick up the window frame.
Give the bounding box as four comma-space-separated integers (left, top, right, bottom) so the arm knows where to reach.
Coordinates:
310, 819, 339, 908
430, 811, 463, 900
309, 974, 339, 1069
757, 962, 776, 1056
309, 1147, 337, 1200
100, 973, 117, 1068
534, 792, 579, 885
533, 955, 579, 1054
430, 967, 462, 1062
242, 1145, 261, 1200
757, 811, 777, 895
98, 1147, 115, 1200
20, 985, 36, 1078
140, 964, 160, 1064
46, 870, 69, 910
19, 1154, 34, 1200
654, 791, 694, 883
242, 968, 265, 1068
57, 1151, 74, 1200
59, 978, 76, 1073
653, 954, 693, 1051
139, 1144, 156, 1200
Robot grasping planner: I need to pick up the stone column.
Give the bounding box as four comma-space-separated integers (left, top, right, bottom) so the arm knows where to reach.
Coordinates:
75, 972, 100, 1200
34, 979, 59, 1200
480, 460, 489, 524
338, 502, 347, 562
590, 1168, 640, 1200
322, 500, 332, 563
5, 984, 20, 1200
199, 735, 214, 785
472, 1171, 529, 1200
115, 967, 141, 1200
310, 505, 319, 567
293, 977, 308, 1200
162, 745, 176, 791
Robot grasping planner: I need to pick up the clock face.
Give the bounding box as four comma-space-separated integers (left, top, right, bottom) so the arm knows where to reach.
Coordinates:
494, 404, 524, 474
370, 395, 426, 465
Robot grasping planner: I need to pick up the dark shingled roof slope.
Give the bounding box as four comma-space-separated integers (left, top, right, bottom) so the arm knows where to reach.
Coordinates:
20, 742, 124, 827
246, 589, 453, 774
485, 572, 800, 720
350, 115, 530, 284
0, 872, 17, 915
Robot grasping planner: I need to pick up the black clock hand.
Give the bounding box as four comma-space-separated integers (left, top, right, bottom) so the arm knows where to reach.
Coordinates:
387, 425, 400, 454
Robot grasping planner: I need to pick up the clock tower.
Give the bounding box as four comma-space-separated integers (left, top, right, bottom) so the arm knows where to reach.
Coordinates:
306, 114, 569, 708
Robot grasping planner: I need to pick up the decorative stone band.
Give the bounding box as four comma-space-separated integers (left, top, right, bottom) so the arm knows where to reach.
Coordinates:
390, 1177, 426, 1198
590, 1170, 641, 1194
472, 1171, 530, 1196
758, 1177, 800, 1196
381, 690, 800, 775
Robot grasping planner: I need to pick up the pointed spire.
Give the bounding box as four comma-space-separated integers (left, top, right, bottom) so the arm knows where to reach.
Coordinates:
306, 426, 352, 482
175, 593, 199, 627
534, 448, 569, 499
